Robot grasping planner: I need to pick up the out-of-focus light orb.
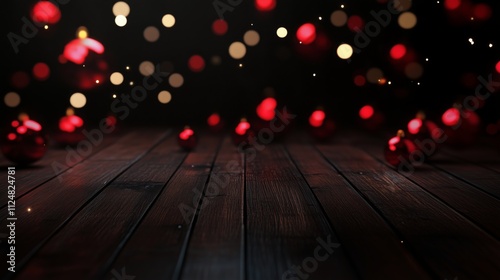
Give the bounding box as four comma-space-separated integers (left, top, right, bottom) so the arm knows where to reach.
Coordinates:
398, 12, 417, 29
395, 0, 412, 12
309, 110, 326, 127
207, 113, 221, 126
158, 90, 172, 104
296, 23, 316, 45
330, 10, 348, 27
408, 118, 423, 134
76, 27, 88, 39
354, 75, 366, 87
405, 62, 424, 79
139, 61, 155, 76
359, 105, 374, 120
276, 27, 288, 38
4, 92, 21, 108
244, 30, 260, 46
144, 26, 160, 42
11, 71, 30, 89
33, 62, 50, 81
495, 61, 500, 73
212, 19, 228, 36
229, 42, 247, 59
337, 44, 353, 59
474, 4, 492, 20
444, 0, 461, 10
169, 73, 184, 88
112, 1, 130, 16
347, 15, 364, 32
211, 55, 222, 65
31, 1, 61, 24
255, 0, 276, 11
188, 55, 205, 72
162, 14, 176, 28
366, 68, 384, 84
115, 15, 127, 27
390, 44, 407, 60
110, 72, 124, 85
70, 93, 87, 108
442, 108, 460, 126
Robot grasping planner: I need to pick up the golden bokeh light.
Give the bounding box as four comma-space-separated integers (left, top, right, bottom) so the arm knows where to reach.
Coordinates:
139, 61, 155, 76
144, 26, 160, 42
169, 73, 184, 88
276, 27, 288, 38
405, 62, 424, 79
228, 42, 247, 59
395, 0, 412, 12
330, 10, 348, 27
4, 92, 21, 108
110, 72, 124, 85
115, 15, 127, 27
398, 12, 417, 29
158, 90, 172, 104
337, 43, 353, 59
244, 30, 260, 46
70, 92, 87, 108
112, 2, 130, 17
162, 14, 176, 28
76, 26, 88, 39
366, 68, 384, 84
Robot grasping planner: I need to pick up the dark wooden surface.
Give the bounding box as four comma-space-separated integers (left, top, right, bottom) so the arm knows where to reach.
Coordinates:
1, 129, 499, 280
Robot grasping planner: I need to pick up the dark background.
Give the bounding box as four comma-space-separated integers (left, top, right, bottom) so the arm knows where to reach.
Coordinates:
2, 0, 499, 130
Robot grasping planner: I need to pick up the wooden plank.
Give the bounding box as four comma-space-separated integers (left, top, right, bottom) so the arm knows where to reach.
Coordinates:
0, 131, 121, 208
0, 129, 168, 280
104, 134, 222, 280
429, 152, 500, 200
14, 133, 187, 279
317, 145, 500, 279
180, 136, 244, 280
286, 142, 431, 279
442, 147, 500, 174
359, 144, 500, 240
245, 143, 357, 280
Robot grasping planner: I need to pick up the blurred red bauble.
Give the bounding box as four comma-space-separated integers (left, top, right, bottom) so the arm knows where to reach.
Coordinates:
207, 113, 225, 133
178, 127, 197, 150
309, 109, 335, 141
232, 118, 254, 147
441, 106, 480, 147
407, 112, 441, 158
358, 105, 384, 131
54, 114, 85, 146
31, 1, 61, 24
1, 119, 47, 165
384, 130, 417, 167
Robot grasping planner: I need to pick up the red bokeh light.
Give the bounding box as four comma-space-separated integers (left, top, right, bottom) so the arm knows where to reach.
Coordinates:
33, 62, 50, 81
444, 0, 461, 10
11, 71, 30, 89
59, 115, 84, 133
63, 38, 105, 65
390, 44, 407, 60
24, 120, 42, 132
359, 105, 374, 120
31, 1, 61, 24
207, 113, 221, 127
188, 55, 205, 72
442, 108, 461, 126
256, 97, 277, 121
473, 3, 492, 20
309, 110, 326, 127
11, 121, 20, 128
495, 61, 500, 74
255, 0, 276, 11
388, 136, 400, 151
179, 128, 195, 140
296, 23, 316, 45
347, 15, 365, 32
212, 19, 228, 36
235, 120, 251, 135
354, 75, 366, 87
7, 133, 17, 141
407, 118, 423, 134
17, 126, 28, 135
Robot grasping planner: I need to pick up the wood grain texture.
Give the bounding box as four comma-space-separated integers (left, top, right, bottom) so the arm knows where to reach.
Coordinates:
180, 136, 245, 280
317, 145, 500, 279
14, 134, 186, 279
106, 135, 222, 280
1, 129, 168, 279
286, 142, 431, 279
245, 143, 357, 280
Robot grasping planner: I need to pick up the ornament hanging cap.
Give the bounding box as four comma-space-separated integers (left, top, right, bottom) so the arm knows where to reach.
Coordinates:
397, 130, 405, 138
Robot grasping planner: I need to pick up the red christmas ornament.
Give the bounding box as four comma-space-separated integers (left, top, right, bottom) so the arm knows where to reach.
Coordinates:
407, 111, 441, 157
54, 113, 85, 146
358, 105, 384, 131
31, 1, 61, 24
1, 119, 47, 165
309, 109, 335, 141
441, 106, 480, 147
232, 118, 254, 147
384, 130, 418, 167
207, 113, 224, 133
178, 126, 197, 150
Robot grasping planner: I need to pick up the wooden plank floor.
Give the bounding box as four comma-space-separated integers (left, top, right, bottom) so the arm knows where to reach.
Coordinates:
1, 129, 499, 280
